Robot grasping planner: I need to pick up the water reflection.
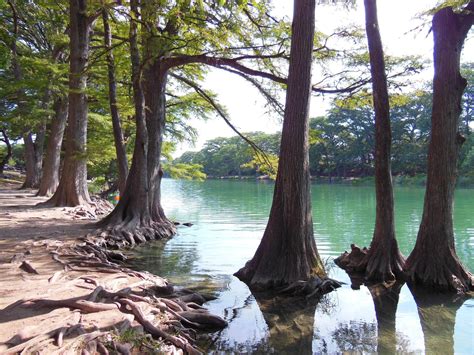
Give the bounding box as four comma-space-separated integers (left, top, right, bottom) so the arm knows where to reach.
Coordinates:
409, 284, 471, 355
128, 179, 473, 353
252, 293, 319, 354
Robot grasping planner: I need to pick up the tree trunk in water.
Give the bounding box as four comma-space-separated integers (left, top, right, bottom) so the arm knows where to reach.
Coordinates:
404, 3, 474, 293
43, 0, 92, 207
37, 97, 68, 196
335, 0, 405, 282
235, 0, 325, 290
363, 0, 404, 281
102, 8, 128, 195
144, 61, 175, 234
97, 0, 175, 243
0, 129, 12, 175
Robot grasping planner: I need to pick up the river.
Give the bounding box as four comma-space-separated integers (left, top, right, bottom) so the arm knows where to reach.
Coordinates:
130, 179, 474, 354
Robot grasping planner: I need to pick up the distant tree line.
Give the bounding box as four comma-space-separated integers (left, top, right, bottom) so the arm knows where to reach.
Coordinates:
175, 84, 473, 181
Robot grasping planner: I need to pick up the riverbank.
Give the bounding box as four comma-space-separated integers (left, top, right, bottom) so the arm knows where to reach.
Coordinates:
0, 181, 224, 354
203, 174, 474, 188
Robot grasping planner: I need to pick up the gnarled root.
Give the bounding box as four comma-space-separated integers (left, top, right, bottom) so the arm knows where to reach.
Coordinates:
335, 243, 405, 284
278, 276, 343, 299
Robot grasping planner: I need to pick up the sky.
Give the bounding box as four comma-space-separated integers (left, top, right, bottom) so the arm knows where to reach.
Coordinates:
173, 0, 474, 157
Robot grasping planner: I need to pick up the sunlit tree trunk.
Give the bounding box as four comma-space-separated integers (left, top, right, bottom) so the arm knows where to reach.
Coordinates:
44, 0, 92, 206
235, 0, 325, 290
144, 61, 175, 232
97, 0, 175, 242
37, 97, 68, 196
405, 2, 474, 293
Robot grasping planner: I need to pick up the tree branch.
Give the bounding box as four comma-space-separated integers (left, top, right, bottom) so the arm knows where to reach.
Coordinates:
169, 72, 276, 174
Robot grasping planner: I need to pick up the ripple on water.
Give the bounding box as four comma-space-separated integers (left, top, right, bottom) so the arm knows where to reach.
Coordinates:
131, 179, 474, 353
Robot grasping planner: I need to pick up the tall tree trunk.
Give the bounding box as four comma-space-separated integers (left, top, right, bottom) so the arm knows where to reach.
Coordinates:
43, 0, 92, 206
97, 0, 176, 243
235, 0, 325, 290
335, 0, 405, 282
37, 97, 68, 196
102, 8, 128, 195
144, 61, 175, 232
363, 0, 404, 280
404, 3, 474, 293
0, 129, 12, 175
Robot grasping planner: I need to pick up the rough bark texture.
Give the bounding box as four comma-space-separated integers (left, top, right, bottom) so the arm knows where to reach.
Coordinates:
144, 61, 174, 232
37, 97, 68, 196
235, 0, 325, 290
43, 0, 92, 207
336, 0, 404, 282
0, 129, 12, 175
96, 0, 175, 242
102, 8, 128, 195
404, 3, 474, 293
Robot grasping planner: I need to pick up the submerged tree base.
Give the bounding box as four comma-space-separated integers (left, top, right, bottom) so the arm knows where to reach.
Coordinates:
335, 243, 405, 283
405, 248, 474, 294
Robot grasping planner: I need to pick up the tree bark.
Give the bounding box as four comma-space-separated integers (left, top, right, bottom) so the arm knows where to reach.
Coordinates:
404, 3, 474, 293
37, 97, 68, 196
235, 0, 325, 290
347, 0, 405, 282
0, 129, 12, 175
43, 0, 92, 206
144, 61, 174, 231
102, 8, 128, 195
97, 0, 175, 242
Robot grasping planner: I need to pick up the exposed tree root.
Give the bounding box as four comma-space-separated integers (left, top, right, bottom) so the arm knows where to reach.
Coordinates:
335, 243, 405, 283
405, 246, 474, 293
278, 276, 343, 299
19, 260, 39, 274
5, 234, 227, 354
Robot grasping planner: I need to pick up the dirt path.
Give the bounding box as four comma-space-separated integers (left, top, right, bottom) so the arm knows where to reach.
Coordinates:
0, 182, 225, 354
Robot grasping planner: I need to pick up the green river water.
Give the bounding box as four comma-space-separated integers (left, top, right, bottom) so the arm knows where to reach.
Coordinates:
130, 179, 474, 354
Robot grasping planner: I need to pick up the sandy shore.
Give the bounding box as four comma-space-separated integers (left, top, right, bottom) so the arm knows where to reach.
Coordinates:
0, 181, 223, 354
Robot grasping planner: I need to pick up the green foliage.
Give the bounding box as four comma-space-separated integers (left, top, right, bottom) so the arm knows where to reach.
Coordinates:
163, 162, 207, 180
241, 151, 279, 179
175, 131, 280, 178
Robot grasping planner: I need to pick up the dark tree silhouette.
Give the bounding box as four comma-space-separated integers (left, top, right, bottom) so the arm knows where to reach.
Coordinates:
234, 0, 326, 290
405, 1, 474, 293
335, 0, 405, 282
0, 129, 12, 175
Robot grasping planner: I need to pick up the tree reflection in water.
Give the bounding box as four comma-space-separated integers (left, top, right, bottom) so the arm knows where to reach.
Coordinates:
408, 284, 470, 355
252, 292, 322, 354
332, 275, 414, 354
